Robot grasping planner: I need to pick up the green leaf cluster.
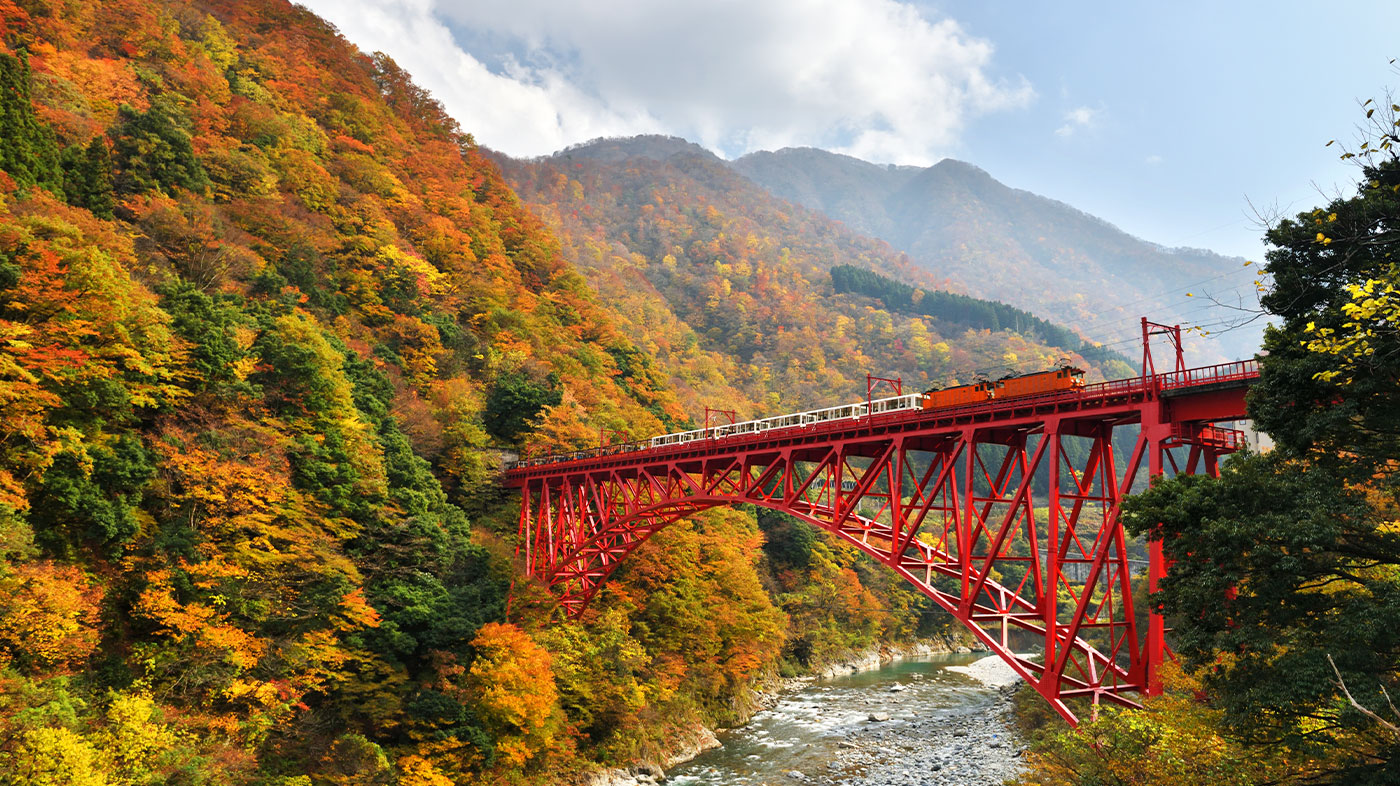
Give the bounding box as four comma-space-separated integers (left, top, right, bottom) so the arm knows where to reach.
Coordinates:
1116, 124, 1400, 783
111, 98, 210, 197
0, 51, 61, 193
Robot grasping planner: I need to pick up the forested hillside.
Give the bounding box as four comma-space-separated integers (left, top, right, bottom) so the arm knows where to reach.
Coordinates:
493, 135, 1121, 422
828, 264, 1134, 376
732, 147, 1259, 361
0, 2, 1013, 784
1013, 110, 1400, 786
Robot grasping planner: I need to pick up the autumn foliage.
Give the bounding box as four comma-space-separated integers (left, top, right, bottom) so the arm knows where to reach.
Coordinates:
0, 0, 996, 782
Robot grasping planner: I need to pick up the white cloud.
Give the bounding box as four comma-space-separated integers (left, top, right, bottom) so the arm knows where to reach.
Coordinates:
1145, 154, 1163, 165
1055, 105, 1100, 137
299, 0, 1034, 164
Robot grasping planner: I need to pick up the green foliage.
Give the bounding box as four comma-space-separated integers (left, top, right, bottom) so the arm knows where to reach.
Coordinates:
536, 608, 651, 749
1124, 455, 1400, 762
344, 356, 508, 668
1015, 666, 1297, 786
30, 436, 153, 556
831, 264, 1133, 373
0, 51, 62, 193
1251, 156, 1400, 486
756, 506, 816, 571
158, 284, 251, 394
111, 98, 210, 197
1116, 117, 1400, 782
482, 371, 562, 442
833, 263, 1006, 330
60, 138, 116, 219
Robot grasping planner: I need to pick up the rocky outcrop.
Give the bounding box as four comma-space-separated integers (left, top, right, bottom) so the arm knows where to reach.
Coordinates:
579, 725, 721, 786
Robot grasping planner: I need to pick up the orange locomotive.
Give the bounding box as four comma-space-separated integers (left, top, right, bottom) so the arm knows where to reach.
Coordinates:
921, 379, 996, 409
922, 365, 1084, 410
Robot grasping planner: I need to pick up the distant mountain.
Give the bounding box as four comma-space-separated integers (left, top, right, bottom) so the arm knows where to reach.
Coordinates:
729, 148, 921, 239
549, 134, 710, 163
732, 148, 1260, 361
492, 135, 1132, 417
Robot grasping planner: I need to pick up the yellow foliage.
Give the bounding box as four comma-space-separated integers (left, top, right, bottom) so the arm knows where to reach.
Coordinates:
378, 244, 445, 297
529, 389, 597, 455
9, 727, 109, 786
223, 679, 282, 708
318, 733, 392, 786
1303, 274, 1400, 383
92, 693, 179, 782
1017, 663, 1302, 786
272, 148, 339, 213
396, 755, 453, 786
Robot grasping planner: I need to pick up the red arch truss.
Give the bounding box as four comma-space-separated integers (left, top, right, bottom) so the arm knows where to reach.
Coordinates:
506, 362, 1257, 724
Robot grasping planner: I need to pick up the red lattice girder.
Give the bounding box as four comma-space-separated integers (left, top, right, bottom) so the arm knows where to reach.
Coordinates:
506, 361, 1257, 724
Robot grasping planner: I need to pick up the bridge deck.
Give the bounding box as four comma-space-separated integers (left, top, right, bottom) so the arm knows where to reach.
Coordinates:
508, 357, 1260, 724
506, 359, 1258, 483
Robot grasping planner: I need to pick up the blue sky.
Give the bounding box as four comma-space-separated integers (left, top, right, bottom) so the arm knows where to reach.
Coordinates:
937, 1, 1400, 263
304, 0, 1399, 269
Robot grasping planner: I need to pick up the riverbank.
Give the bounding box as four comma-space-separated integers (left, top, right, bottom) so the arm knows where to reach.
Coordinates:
670, 652, 1025, 785
809, 635, 980, 681
826, 674, 1025, 786
580, 637, 980, 786
586, 650, 1024, 786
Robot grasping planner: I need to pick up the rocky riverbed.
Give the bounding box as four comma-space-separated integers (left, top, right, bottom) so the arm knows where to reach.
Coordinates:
662, 653, 1026, 786
813, 681, 1024, 786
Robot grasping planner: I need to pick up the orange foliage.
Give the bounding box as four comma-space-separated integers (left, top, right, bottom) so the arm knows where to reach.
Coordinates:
0, 561, 100, 673
0, 0, 991, 782
466, 622, 565, 769
499, 144, 1098, 429
134, 568, 266, 670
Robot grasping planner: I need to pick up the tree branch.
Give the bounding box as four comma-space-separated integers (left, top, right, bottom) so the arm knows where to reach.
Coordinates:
1328, 653, 1400, 741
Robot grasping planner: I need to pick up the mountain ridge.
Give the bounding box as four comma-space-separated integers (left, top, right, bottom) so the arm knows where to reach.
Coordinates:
530, 134, 1257, 359
729, 143, 1259, 359
491, 135, 1135, 420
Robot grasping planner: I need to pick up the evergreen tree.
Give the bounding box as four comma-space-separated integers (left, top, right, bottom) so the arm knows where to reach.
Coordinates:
483, 371, 563, 443
0, 51, 61, 192
60, 137, 115, 218
110, 97, 210, 196
830, 263, 1129, 368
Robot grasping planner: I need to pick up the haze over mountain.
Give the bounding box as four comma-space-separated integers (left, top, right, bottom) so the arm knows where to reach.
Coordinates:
493, 135, 1131, 420
732, 147, 1264, 361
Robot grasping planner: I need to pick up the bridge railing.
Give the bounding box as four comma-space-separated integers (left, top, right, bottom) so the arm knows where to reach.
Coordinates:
508, 360, 1260, 471
1155, 359, 1260, 391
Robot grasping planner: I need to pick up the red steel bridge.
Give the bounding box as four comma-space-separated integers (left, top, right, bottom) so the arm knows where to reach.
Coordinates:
503, 322, 1259, 724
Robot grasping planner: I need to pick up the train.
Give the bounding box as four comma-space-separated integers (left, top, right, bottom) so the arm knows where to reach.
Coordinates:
511, 366, 1086, 468
921, 365, 1084, 409
649, 366, 1085, 448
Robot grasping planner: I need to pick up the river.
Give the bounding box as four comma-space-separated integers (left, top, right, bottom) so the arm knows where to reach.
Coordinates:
667, 653, 1026, 786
